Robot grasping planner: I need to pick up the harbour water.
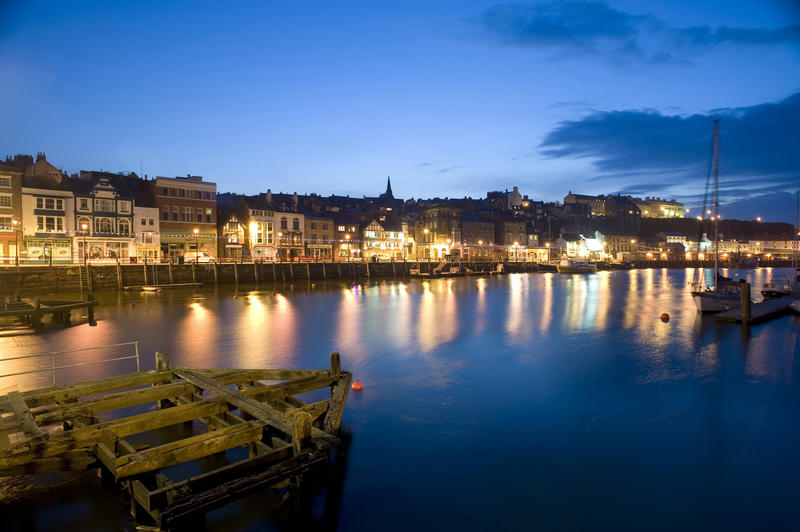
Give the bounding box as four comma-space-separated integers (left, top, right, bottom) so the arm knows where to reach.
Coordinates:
1, 268, 799, 530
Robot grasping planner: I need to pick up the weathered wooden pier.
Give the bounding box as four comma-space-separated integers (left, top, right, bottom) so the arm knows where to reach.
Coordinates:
0, 349, 352, 529
716, 280, 795, 324
0, 293, 96, 330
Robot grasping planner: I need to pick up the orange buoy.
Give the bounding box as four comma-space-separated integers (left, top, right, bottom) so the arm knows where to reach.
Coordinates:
660, 313, 670, 322
351, 381, 364, 391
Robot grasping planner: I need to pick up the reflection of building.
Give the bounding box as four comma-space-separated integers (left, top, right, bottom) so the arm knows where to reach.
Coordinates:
22, 171, 75, 263
152, 175, 216, 260
70, 174, 135, 261
362, 218, 404, 260
305, 213, 334, 260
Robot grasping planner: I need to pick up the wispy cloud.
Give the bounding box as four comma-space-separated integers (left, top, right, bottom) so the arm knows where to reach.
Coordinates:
437, 165, 466, 173
537, 91, 800, 214
475, 1, 800, 64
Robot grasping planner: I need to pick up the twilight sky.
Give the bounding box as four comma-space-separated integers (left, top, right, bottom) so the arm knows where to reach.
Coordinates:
2, 1, 799, 221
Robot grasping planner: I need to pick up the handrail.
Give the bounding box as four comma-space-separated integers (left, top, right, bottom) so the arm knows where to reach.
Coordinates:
0, 341, 140, 385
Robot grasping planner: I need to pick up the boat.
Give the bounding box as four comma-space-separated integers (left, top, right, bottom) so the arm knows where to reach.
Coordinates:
691, 121, 742, 313
790, 300, 800, 315
761, 191, 800, 299
557, 259, 597, 274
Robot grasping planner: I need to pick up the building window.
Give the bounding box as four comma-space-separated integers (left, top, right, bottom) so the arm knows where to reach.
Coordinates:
266, 222, 274, 243
141, 218, 147, 226
119, 201, 130, 213
77, 216, 92, 233
182, 207, 192, 222
179, 189, 185, 198
337, 225, 345, 232
0, 194, 11, 208
197, 208, 203, 222
322, 235, 328, 243
0, 177, 10, 187
311, 222, 317, 230
322, 223, 328, 230
37, 216, 63, 232
118, 219, 131, 236
292, 218, 299, 231
195, 191, 202, 199
0, 216, 12, 229
205, 208, 212, 223
162, 207, 169, 221
80, 198, 89, 210
149, 218, 154, 226
143, 232, 153, 244
281, 217, 287, 230
311, 234, 317, 243
94, 198, 113, 212
162, 187, 168, 195
172, 206, 179, 221
95, 217, 113, 234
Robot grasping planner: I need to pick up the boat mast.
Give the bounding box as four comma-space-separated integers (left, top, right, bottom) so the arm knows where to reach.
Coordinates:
712, 120, 720, 288
794, 189, 799, 270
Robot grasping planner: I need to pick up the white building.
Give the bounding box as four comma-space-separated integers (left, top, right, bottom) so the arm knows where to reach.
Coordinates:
22, 176, 75, 263
134, 205, 160, 261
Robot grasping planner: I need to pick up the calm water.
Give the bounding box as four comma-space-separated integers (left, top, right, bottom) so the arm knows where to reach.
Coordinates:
1, 268, 799, 531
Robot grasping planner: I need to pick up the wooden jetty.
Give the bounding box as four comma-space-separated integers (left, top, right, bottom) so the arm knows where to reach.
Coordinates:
0, 350, 352, 529
0, 293, 96, 330
716, 297, 794, 324
123, 283, 203, 291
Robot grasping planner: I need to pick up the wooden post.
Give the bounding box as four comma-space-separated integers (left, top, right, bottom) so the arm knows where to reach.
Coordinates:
233, 262, 239, 284
349, 262, 353, 279
290, 263, 294, 282
291, 412, 312, 456
192, 261, 197, 283
322, 262, 327, 279
86, 263, 93, 291
740, 280, 751, 323
31, 297, 42, 329
154, 263, 159, 285
213, 261, 218, 285
323, 352, 351, 433
87, 292, 95, 324
116, 260, 122, 290
254, 261, 260, 283
306, 262, 310, 280
143, 260, 148, 286
366, 262, 371, 278
392, 260, 396, 278
272, 263, 276, 282
155, 350, 171, 408
168, 260, 174, 284
337, 262, 342, 279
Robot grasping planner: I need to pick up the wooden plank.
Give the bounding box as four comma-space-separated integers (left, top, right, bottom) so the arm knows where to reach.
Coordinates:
0, 450, 96, 476
33, 369, 260, 425
147, 443, 295, 511
716, 297, 792, 323
174, 369, 298, 436
22, 371, 174, 408
159, 447, 331, 527
324, 373, 353, 433
193, 368, 329, 380
116, 422, 263, 479
6, 391, 43, 443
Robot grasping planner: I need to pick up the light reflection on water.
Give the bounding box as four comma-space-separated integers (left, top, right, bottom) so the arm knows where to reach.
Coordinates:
1, 268, 799, 530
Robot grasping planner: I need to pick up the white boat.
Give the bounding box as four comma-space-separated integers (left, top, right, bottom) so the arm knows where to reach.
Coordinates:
557, 259, 597, 274
790, 300, 800, 314
691, 121, 742, 313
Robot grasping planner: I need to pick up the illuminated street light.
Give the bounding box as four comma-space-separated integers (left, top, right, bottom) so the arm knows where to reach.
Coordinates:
81, 223, 89, 265
11, 218, 20, 266
756, 216, 762, 222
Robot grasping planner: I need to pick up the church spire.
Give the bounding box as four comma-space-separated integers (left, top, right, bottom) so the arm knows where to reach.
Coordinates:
385, 175, 393, 199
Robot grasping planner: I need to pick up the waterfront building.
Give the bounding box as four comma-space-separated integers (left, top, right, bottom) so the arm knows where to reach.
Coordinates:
416, 206, 462, 260
460, 211, 495, 260
361, 218, 404, 261
276, 211, 304, 260
0, 157, 24, 262
21, 173, 75, 263
604, 234, 639, 256
633, 197, 684, 218
69, 173, 136, 262
241, 195, 279, 261
564, 192, 607, 216
151, 175, 217, 261
304, 213, 334, 261
486, 186, 523, 211
134, 205, 160, 261
495, 215, 526, 260
333, 214, 364, 261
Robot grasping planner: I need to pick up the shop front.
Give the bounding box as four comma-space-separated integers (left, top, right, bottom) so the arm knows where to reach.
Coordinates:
25, 236, 73, 263
77, 237, 134, 262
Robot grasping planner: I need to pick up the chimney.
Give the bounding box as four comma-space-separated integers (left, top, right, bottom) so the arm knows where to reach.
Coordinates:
266, 189, 272, 204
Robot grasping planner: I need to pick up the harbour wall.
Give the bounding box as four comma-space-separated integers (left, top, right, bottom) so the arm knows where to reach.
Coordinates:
0, 260, 792, 295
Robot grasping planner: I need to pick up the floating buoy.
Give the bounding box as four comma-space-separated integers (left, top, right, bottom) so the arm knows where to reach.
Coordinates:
157, 289, 162, 293
660, 313, 670, 322
351, 381, 363, 391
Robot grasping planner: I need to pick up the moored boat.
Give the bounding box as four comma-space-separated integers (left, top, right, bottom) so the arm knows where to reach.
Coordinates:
556, 259, 597, 274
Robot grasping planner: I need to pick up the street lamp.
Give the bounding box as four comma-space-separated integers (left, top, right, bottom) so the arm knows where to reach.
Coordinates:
193, 227, 199, 261
81, 223, 88, 265
11, 217, 20, 266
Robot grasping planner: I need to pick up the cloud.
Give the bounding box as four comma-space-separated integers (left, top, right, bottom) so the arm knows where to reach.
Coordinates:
437, 165, 466, 173
476, 1, 800, 63
538, 91, 800, 218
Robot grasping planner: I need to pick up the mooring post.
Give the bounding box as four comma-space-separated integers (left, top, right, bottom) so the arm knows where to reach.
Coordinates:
323, 351, 352, 433
168, 260, 174, 284
143, 258, 148, 286
392, 259, 396, 278
739, 280, 752, 323
291, 412, 313, 456
213, 261, 218, 285
192, 261, 197, 283
337, 262, 342, 278
155, 350, 171, 408
31, 296, 42, 329
306, 262, 310, 280
87, 292, 95, 325
290, 263, 295, 282
322, 262, 327, 279
116, 260, 122, 289
234, 262, 239, 284
254, 260, 260, 283
272, 262, 277, 282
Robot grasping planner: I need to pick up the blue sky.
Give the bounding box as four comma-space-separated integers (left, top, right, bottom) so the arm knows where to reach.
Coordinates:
1, 1, 798, 221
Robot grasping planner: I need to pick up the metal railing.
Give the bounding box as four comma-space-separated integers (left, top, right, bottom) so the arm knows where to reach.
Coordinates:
0, 341, 140, 386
